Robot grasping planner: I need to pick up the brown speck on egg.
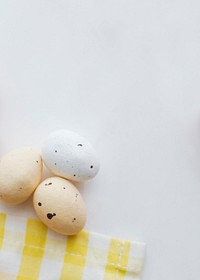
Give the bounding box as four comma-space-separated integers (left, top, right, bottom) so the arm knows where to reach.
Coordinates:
45, 182, 52, 186
47, 213, 56, 220
38, 202, 42, 206
36, 160, 39, 163
77, 144, 83, 147
90, 165, 93, 169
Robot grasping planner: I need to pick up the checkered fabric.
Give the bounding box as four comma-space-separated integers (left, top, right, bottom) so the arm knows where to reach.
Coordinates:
0, 213, 145, 280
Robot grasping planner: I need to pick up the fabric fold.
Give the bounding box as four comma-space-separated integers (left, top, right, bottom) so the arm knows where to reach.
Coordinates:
0, 213, 145, 280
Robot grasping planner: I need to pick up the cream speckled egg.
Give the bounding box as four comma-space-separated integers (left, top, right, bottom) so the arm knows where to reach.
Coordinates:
41, 130, 100, 182
33, 177, 86, 235
0, 147, 43, 205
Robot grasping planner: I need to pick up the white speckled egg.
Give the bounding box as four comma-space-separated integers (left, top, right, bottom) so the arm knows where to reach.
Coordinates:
41, 130, 100, 182
33, 177, 86, 235
0, 147, 43, 205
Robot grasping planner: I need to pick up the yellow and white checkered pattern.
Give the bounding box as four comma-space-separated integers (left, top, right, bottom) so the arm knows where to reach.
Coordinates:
0, 213, 145, 280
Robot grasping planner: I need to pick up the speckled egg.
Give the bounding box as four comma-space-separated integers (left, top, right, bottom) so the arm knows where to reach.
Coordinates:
33, 177, 86, 235
0, 147, 43, 205
41, 130, 100, 182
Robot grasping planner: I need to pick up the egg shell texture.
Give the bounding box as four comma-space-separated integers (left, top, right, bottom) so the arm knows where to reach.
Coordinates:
0, 147, 43, 205
42, 130, 100, 182
33, 177, 87, 235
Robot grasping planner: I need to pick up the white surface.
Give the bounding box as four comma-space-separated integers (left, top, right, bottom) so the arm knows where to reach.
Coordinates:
0, 1, 200, 279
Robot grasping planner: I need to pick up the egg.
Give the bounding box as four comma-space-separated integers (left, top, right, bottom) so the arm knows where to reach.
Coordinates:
33, 177, 86, 235
0, 147, 43, 205
41, 130, 100, 182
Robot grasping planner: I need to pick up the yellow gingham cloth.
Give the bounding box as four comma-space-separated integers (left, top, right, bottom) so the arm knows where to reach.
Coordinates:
0, 213, 145, 280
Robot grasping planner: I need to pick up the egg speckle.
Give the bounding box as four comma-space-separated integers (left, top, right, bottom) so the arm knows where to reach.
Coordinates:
47, 213, 56, 220
41, 130, 100, 182
33, 177, 86, 235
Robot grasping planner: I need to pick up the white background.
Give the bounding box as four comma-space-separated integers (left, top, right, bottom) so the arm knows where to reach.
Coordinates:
0, 1, 200, 279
